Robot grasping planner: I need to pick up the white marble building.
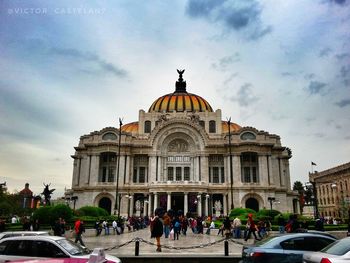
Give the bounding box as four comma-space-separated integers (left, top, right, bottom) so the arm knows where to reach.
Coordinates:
66, 71, 298, 216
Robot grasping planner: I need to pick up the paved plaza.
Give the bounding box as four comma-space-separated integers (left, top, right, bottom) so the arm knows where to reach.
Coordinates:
78, 228, 250, 257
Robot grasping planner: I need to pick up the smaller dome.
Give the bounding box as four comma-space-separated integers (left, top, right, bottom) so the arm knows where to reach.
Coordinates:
221, 121, 241, 133
121, 122, 138, 133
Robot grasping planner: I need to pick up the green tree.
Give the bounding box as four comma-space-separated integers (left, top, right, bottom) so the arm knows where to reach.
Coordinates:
293, 181, 305, 214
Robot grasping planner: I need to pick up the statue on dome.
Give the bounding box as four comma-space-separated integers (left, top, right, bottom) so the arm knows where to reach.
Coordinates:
177, 69, 185, 81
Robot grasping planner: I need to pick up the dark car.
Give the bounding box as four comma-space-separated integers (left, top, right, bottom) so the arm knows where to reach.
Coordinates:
241, 233, 337, 263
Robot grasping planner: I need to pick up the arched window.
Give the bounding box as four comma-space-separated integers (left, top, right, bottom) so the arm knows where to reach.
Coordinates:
102, 132, 117, 140
241, 152, 259, 183
144, 121, 151, 133
240, 132, 256, 140
209, 120, 216, 133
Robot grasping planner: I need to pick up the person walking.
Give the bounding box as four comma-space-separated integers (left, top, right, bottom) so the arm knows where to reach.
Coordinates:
163, 212, 171, 238
223, 216, 232, 239
172, 216, 181, 240
277, 214, 285, 233
74, 219, 85, 247
150, 209, 163, 252
232, 217, 242, 238
206, 220, 215, 235
244, 214, 261, 241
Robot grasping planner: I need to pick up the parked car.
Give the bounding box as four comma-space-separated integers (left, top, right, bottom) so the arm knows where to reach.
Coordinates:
241, 233, 337, 263
0, 231, 49, 240
303, 236, 350, 263
9, 248, 119, 263
0, 235, 121, 263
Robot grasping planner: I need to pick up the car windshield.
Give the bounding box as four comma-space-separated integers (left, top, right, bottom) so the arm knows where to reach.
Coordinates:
56, 239, 90, 255
321, 238, 350, 255
254, 236, 276, 247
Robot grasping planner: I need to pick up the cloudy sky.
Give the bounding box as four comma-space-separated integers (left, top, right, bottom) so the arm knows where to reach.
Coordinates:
0, 0, 349, 198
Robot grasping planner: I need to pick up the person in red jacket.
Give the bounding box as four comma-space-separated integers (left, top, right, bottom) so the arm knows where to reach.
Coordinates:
74, 219, 85, 246
244, 214, 261, 241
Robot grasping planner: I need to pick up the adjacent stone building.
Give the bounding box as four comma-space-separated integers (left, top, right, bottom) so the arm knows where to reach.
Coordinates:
66, 71, 298, 216
310, 162, 350, 220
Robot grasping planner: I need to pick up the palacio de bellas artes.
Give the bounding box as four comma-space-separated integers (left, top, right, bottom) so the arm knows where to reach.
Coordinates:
65, 70, 298, 217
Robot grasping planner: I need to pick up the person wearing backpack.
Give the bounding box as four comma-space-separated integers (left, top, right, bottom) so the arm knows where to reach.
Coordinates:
172, 216, 181, 240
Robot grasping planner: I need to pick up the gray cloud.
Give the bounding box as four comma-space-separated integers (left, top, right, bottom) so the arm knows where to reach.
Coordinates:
330, 0, 347, 5
223, 72, 239, 85
335, 99, 350, 107
314, 132, 326, 138
186, 0, 272, 40
212, 53, 240, 71
281, 72, 293, 77
304, 73, 315, 80
307, 81, 327, 95
319, 47, 332, 57
340, 65, 350, 78
335, 53, 350, 60
230, 83, 259, 107
50, 47, 127, 77
345, 135, 350, 140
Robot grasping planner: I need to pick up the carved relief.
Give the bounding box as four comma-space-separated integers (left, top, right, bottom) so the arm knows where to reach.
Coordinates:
168, 139, 189, 152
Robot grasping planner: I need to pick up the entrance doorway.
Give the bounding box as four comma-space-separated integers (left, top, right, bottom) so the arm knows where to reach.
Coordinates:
245, 197, 259, 212
172, 194, 184, 215
99, 197, 112, 214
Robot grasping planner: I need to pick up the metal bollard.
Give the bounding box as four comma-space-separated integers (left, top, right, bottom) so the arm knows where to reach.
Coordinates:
135, 240, 139, 256
224, 240, 229, 256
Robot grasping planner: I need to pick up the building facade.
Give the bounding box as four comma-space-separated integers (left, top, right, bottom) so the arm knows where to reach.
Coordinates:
310, 162, 350, 220
66, 71, 297, 216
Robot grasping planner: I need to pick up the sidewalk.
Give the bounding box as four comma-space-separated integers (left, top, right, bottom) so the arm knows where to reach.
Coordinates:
79, 228, 249, 257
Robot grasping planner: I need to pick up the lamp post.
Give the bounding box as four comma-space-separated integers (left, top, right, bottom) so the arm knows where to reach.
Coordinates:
267, 197, 276, 215
115, 118, 123, 217
227, 117, 234, 210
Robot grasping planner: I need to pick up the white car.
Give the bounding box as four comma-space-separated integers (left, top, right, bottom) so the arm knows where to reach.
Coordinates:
303, 236, 350, 263
0, 235, 121, 263
0, 231, 49, 240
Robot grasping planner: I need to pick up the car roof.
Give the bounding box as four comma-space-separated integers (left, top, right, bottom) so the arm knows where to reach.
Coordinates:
0, 231, 49, 239
0, 235, 65, 242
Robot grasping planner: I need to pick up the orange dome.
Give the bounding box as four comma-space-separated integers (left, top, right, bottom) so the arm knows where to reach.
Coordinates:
221, 121, 241, 133
148, 92, 213, 113
121, 121, 138, 133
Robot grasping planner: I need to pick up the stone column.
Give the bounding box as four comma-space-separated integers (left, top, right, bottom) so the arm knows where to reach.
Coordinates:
167, 192, 171, 211
129, 195, 134, 217
149, 156, 157, 183
90, 154, 100, 186
197, 194, 202, 217
233, 155, 241, 185
223, 194, 227, 216
148, 194, 152, 216
201, 155, 209, 183
154, 192, 158, 211
144, 199, 148, 217
205, 195, 209, 216
184, 192, 188, 215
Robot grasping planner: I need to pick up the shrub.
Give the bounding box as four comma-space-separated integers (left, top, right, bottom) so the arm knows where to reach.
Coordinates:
76, 206, 109, 217
32, 206, 53, 225
229, 208, 257, 220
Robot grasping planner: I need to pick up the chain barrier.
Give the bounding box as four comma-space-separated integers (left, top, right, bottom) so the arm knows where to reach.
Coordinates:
102, 236, 244, 251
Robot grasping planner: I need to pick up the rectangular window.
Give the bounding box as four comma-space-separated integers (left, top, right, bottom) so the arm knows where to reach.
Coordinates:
221, 167, 225, 183
139, 167, 145, 183
108, 167, 115, 182
252, 167, 257, 182
184, 167, 190, 181
209, 168, 212, 183
213, 167, 219, 183
167, 167, 174, 181
102, 167, 107, 182
176, 167, 182, 181
244, 167, 251, 182
133, 168, 137, 183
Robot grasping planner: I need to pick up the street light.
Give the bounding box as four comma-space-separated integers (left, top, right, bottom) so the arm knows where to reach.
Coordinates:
227, 117, 234, 210
114, 118, 123, 217
71, 196, 78, 210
